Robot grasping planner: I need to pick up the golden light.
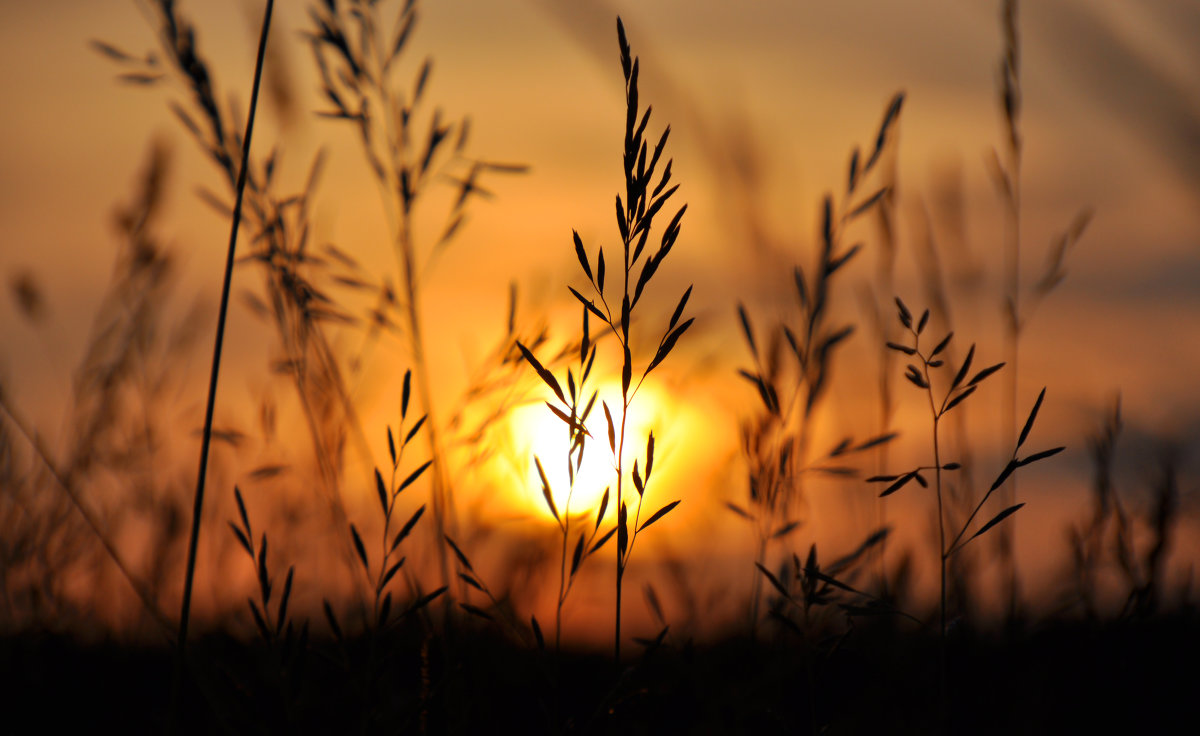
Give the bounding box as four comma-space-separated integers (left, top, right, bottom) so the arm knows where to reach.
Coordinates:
508, 380, 665, 522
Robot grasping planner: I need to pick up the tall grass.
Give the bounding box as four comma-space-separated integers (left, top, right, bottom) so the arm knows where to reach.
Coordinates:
306, 0, 527, 599
0, 143, 186, 638
110, 1, 391, 610
991, 0, 1092, 617
178, 0, 275, 662
873, 297, 1063, 715
520, 18, 690, 663
516, 305, 609, 651
1, 2, 1197, 732
734, 93, 903, 633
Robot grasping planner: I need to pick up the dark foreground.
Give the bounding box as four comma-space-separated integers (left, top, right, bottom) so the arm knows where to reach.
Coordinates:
2, 614, 1197, 734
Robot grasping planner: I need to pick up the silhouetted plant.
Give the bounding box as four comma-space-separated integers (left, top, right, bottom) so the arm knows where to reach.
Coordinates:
733, 93, 903, 631
229, 486, 300, 646
100, 1, 402, 646
10, 2, 1200, 732
345, 369, 433, 632
317, 395, 446, 727
1064, 398, 1186, 620
306, 0, 527, 596
175, 0, 275, 671
521, 18, 689, 664
442, 532, 530, 642
0, 144, 187, 637
756, 527, 918, 731
225, 484, 314, 729
319, 374, 443, 647
515, 306, 615, 651
872, 296, 1062, 710
989, 0, 1092, 613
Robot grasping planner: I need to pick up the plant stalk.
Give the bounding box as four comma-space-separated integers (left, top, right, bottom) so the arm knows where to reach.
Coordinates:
921, 353, 948, 719
176, 0, 274, 679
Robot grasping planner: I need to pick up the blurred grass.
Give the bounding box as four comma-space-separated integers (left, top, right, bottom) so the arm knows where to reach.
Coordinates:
0, 1, 1197, 732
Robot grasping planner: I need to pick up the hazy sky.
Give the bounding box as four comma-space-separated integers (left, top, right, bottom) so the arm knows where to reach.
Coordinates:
3, 0, 1192, 432
2, 1, 1198, 625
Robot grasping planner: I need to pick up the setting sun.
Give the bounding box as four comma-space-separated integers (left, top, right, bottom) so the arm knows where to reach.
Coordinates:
508, 381, 664, 522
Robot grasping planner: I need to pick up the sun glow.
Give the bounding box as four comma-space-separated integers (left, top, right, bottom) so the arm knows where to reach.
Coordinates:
508, 381, 664, 522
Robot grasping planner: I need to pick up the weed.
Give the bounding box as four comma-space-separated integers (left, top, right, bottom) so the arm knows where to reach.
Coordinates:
874, 296, 1063, 715
515, 305, 613, 651
1064, 397, 1187, 620
177, 0, 275, 666
0, 143, 188, 638
555, 17, 691, 664
734, 93, 903, 632
306, 0, 527, 597
990, 0, 1093, 615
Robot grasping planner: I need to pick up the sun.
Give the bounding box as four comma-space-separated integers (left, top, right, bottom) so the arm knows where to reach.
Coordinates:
508, 381, 662, 521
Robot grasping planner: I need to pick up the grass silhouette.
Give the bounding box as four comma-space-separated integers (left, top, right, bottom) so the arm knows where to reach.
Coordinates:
0, 1, 1196, 733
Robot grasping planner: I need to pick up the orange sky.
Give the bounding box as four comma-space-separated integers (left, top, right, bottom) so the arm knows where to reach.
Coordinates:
1, 0, 1198, 636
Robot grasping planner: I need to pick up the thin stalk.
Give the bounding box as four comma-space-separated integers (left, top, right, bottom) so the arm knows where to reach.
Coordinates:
999, 0, 1023, 619
369, 11, 459, 584
279, 329, 372, 629
919, 343, 951, 725
876, 370, 893, 595
1002, 130, 1022, 617
349, 15, 458, 599
176, 0, 273, 670
0, 399, 172, 637
921, 363, 946, 642
615, 379, 629, 665
556, 512, 568, 651
749, 534, 767, 634
932, 407, 947, 713
874, 207, 897, 595
613, 199, 633, 666
548, 349, 594, 652
398, 213, 455, 600
555, 447, 577, 652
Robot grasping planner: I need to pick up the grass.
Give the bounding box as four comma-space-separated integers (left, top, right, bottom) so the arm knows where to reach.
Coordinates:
733, 92, 902, 634
306, 0, 527, 597
991, 0, 1094, 615
873, 297, 1064, 714
518, 18, 691, 664
0, 0, 1197, 733
177, 0, 274, 673
515, 306, 608, 652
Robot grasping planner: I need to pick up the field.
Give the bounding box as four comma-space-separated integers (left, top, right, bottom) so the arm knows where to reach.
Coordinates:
1, 1, 1198, 733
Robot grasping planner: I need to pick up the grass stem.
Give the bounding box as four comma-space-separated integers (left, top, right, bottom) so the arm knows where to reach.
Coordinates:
175, 0, 274, 688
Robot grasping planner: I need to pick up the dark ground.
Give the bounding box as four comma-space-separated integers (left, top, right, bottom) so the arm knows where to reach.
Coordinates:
2, 611, 1198, 735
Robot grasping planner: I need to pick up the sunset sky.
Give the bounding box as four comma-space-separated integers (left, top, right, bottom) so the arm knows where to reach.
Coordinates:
1, 0, 1198, 636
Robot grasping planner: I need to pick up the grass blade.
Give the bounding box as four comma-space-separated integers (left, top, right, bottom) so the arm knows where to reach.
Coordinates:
1018, 387, 1047, 448
969, 503, 1025, 542
637, 499, 680, 533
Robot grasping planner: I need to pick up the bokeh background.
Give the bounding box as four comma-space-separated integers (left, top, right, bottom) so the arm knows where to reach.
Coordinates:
1, 0, 1198, 641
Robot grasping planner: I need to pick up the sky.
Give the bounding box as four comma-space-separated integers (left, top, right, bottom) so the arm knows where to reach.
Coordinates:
1, 0, 1198, 636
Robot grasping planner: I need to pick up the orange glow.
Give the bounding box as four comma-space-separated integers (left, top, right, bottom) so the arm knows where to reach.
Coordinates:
506, 380, 665, 522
